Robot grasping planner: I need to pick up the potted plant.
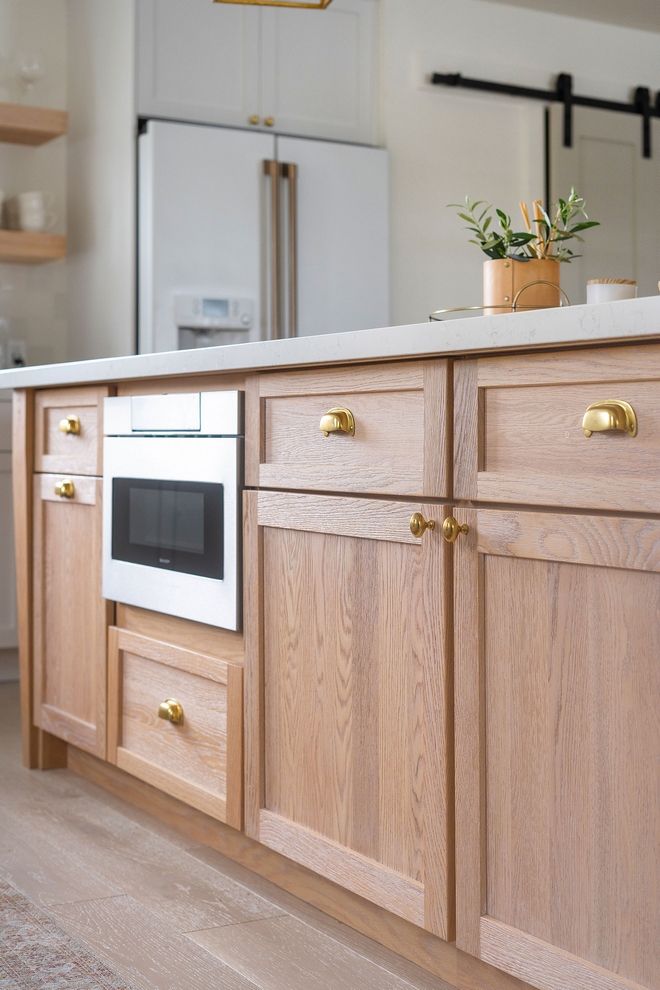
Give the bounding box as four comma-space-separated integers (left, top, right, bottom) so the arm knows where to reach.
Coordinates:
450, 189, 599, 314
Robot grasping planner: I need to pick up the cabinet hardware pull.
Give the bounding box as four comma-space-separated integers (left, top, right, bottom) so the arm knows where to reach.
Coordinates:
410, 512, 436, 538
54, 479, 75, 498
319, 407, 355, 437
442, 516, 469, 543
158, 699, 184, 725
59, 415, 80, 435
248, 115, 260, 125
582, 400, 637, 437
264, 117, 274, 126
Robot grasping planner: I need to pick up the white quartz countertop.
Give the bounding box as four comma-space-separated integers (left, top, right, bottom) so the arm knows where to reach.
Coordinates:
1, 296, 659, 390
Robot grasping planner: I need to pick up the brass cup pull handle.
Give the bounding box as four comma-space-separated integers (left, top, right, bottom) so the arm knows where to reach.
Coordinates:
320, 407, 355, 437
442, 516, 469, 543
158, 699, 184, 725
54, 479, 75, 498
59, 415, 80, 435
410, 512, 435, 538
582, 400, 637, 438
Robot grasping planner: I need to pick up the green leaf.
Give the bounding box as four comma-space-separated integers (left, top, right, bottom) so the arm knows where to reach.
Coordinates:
569, 221, 600, 232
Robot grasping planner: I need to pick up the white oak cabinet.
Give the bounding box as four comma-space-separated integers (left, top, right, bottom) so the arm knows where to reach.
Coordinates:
243, 359, 454, 937
0, 394, 17, 652
452, 347, 660, 990
136, 0, 377, 145
244, 490, 454, 939
453, 506, 660, 990
32, 473, 110, 758
12, 340, 660, 990
31, 386, 110, 759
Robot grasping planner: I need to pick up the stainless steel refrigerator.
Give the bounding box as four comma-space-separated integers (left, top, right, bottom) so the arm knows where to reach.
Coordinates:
138, 118, 389, 353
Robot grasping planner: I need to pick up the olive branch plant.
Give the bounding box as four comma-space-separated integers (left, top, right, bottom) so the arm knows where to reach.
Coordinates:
449, 188, 599, 262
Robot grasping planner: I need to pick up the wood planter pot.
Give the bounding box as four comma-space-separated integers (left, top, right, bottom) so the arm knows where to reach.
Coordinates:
483, 258, 561, 315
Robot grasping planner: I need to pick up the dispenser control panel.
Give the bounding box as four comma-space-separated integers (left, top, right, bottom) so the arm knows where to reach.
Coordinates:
175, 295, 253, 331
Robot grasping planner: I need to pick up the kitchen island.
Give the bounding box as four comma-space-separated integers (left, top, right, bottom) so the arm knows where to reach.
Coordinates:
2, 297, 659, 990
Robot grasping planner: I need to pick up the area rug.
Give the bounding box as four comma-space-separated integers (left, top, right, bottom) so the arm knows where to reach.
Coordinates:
0, 877, 136, 989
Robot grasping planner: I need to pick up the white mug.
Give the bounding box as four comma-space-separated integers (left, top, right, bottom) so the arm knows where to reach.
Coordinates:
9, 191, 56, 233
587, 279, 637, 304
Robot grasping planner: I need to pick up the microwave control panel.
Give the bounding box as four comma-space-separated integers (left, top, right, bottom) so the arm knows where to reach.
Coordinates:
175, 294, 253, 331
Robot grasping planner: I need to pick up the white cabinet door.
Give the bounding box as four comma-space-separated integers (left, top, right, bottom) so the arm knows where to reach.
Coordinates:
277, 136, 388, 337
136, 0, 377, 145
0, 399, 17, 651
138, 120, 275, 353
261, 0, 376, 144
136, 0, 260, 129
550, 104, 660, 303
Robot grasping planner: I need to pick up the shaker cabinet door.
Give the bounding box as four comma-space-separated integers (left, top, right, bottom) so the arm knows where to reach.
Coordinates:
32, 474, 111, 758
260, 0, 377, 144
136, 0, 260, 129
454, 506, 660, 990
244, 490, 454, 939
135, 0, 377, 144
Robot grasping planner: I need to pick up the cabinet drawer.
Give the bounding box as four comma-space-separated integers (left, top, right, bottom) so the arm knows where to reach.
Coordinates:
35, 386, 109, 476
246, 361, 449, 496
455, 344, 660, 513
108, 627, 243, 830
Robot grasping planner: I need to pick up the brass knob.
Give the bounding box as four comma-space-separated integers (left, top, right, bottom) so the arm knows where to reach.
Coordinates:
54, 478, 75, 498
319, 407, 355, 437
582, 400, 637, 437
264, 117, 274, 126
59, 415, 80, 435
442, 516, 469, 543
410, 512, 435, 538
248, 115, 260, 125
158, 699, 184, 725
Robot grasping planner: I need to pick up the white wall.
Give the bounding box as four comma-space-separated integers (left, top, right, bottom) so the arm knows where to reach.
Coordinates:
380, 0, 660, 326
66, 0, 136, 360
0, 0, 67, 365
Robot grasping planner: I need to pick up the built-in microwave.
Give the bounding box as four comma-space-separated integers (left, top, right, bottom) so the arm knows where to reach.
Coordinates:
102, 391, 243, 630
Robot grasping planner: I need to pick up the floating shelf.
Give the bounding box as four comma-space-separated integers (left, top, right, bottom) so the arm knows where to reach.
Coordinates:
0, 102, 67, 146
0, 231, 66, 264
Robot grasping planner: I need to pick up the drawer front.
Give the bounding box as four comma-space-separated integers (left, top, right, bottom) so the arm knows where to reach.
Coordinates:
108, 627, 243, 829
246, 361, 449, 497
35, 386, 110, 476
455, 344, 660, 513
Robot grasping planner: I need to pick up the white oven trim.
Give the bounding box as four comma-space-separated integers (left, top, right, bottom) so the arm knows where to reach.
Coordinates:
102, 436, 242, 630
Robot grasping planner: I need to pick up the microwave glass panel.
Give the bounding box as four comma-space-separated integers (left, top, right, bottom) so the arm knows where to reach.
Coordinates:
112, 478, 223, 579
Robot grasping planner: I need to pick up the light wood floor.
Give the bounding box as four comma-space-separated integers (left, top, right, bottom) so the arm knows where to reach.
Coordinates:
0, 682, 453, 990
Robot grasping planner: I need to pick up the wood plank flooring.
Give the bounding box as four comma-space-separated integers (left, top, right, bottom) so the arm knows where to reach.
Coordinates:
0, 682, 453, 990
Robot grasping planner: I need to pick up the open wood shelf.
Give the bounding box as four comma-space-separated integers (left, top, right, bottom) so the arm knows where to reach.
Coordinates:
0, 102, 67, 146
0, 230, 66, 264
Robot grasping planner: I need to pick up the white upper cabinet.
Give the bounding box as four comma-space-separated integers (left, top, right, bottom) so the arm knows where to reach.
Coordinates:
136, 0, 260, 129
260, 0, 376, 144
136, 0, 377, 145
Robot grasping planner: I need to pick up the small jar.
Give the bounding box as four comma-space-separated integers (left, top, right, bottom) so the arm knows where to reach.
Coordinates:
587, 279, 637, 304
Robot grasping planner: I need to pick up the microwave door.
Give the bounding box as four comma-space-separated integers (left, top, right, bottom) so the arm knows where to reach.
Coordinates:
112, 478, 224, 579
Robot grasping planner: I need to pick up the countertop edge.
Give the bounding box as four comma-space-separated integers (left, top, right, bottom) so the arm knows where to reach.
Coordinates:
1, 296, 659, 390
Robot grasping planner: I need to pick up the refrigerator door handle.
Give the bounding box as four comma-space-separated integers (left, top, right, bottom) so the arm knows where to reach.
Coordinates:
263, 159, 281, 339
281, 162, 298, 339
